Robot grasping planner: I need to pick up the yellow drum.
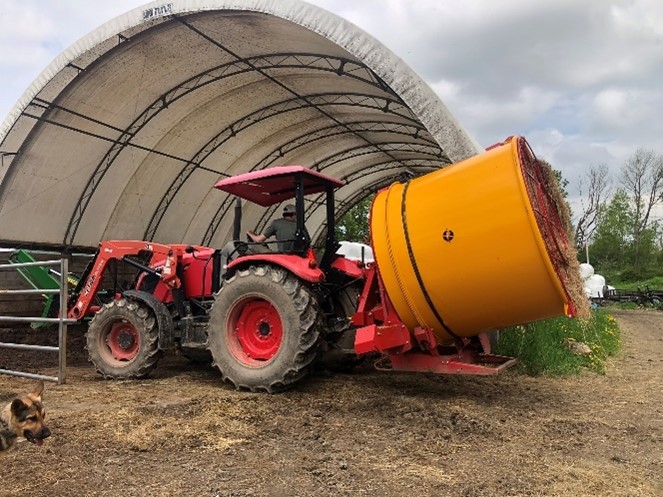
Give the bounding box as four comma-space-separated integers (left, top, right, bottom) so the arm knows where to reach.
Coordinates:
370, 136, 576, 343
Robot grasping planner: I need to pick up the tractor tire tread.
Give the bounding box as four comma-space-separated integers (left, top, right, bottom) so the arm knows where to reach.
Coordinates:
209, 265, 322, 393
86, 298, 162, 379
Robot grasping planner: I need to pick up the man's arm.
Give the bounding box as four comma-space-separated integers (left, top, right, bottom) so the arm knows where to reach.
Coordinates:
247, 230, 267, 243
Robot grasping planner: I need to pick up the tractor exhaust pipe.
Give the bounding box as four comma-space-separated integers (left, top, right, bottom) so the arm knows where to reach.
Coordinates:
232, 197, 242, 241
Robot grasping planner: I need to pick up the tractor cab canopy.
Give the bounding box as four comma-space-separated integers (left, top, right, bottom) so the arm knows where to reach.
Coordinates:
215, 166, 345, 268
214, 166, 344, 206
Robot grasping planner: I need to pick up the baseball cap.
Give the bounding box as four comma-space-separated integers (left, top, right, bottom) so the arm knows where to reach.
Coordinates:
283, 204, 296, 215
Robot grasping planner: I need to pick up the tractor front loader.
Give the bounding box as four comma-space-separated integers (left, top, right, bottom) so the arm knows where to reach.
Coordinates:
65, 240, 218, 378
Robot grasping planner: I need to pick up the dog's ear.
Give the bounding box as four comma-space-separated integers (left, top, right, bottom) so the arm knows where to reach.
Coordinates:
30, 380, 45, 400
11, 398, 28, 417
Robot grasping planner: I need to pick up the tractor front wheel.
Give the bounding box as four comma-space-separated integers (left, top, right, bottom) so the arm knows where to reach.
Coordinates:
208, 265, 322, 393
86, 297, 162, 379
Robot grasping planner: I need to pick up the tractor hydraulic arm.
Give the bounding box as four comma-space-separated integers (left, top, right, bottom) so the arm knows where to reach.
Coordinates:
67, 240, 183, 320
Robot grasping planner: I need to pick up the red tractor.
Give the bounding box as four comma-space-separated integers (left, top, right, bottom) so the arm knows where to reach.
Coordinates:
66, 137, 578, 392
67, 166, 366, 391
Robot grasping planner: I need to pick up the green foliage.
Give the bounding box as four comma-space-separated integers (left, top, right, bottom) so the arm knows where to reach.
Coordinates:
587, 188, 663, 282
335, 197, 372, 243
616, 276, 663, 290
551, 168, 569, 198
608, 302, 640, 310
635, 222, 661, 272
582, 148, 663, 282
590, 189, 634, 269
494, 310, 621, 375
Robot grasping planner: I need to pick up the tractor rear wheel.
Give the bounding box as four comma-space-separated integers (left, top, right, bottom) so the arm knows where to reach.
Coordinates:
86, 297, 161, 379
208, 265, 322, 393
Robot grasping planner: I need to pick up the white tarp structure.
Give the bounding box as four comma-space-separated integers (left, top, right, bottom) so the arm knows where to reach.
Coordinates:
0, 0, 481, 251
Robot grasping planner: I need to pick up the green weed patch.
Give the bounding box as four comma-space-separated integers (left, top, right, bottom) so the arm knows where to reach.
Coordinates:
495, 309, 620, 375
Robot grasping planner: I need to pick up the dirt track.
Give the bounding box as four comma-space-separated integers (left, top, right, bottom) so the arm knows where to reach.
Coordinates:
1, 309, 661, 497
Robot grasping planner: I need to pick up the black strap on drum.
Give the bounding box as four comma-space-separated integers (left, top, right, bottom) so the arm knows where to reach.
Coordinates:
400, 182, 460, 340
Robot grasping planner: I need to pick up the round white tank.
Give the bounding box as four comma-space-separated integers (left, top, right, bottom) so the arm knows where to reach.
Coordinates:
336, 241, 375, 263
579, 263, 594, 280
584, 274, 606, 298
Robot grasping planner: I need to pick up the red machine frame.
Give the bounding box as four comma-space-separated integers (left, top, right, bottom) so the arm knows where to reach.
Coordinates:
352, 265, 517, 375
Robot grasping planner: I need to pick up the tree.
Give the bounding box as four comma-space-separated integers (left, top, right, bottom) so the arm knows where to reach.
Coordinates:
590, 189, 633, 270
335, 196, 371, 243
621, 148, 663, 275
551, 167, 569, 199
574, 164, 611, 251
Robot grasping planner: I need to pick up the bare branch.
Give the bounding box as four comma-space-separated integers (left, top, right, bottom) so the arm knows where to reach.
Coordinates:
622, 148, 663, 233
620, 148, 663, 272
574, 164, 611, 248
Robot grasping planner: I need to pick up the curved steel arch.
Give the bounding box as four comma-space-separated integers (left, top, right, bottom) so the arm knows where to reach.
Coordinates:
144, 92, 417, 240
343, 161, 440, 184
309, 175, 404, 245
254, 142, 446, 232
313, 141, 447, 171
305, 162, 439, 227
253, 120, 436, 172
62, 52, 393, 246
198, 120, 434, 245
145, 16, 425, 243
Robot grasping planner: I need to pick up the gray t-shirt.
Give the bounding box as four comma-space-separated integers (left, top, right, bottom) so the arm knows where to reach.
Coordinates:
263, 218, 298, 252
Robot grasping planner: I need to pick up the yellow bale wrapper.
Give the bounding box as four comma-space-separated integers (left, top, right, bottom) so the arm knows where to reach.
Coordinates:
370, 136, 581, 345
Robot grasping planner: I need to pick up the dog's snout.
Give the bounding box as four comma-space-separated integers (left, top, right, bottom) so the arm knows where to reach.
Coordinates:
24, 426, 51, 442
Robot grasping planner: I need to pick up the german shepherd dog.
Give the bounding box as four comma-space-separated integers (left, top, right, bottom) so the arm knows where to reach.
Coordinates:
0, 380, 50, 453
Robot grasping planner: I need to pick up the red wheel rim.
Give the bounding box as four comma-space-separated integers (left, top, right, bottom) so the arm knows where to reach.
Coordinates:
230, 299, 283, 364
106, 321, 140, 362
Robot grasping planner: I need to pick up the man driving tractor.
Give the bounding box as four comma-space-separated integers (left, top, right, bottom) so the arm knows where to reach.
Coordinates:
247, 203, 308, 252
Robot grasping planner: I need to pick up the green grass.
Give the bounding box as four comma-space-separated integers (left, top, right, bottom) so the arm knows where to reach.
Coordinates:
607, 302, 640, 310
616, 276, 663, 290
494, 309, 621, 376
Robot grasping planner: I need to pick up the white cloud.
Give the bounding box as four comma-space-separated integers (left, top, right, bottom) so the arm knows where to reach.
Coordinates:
593, 89, 628, 122
0, 2, 57, 43
437, 85, 563, 149
340, 0, 663, 213
0, 3, 57, 69
591, 87, 661, 130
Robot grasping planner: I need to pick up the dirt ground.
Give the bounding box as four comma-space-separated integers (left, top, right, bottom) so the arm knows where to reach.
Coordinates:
1, 309, 661, 497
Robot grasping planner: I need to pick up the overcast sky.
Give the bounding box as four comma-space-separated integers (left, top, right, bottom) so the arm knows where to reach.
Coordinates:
1, 0, 662, 216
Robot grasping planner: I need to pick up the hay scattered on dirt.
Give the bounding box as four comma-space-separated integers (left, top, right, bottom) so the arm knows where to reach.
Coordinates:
1, 310, 662, 497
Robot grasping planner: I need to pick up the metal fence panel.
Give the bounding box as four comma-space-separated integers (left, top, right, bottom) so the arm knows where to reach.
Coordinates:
0, 257, 70, 383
